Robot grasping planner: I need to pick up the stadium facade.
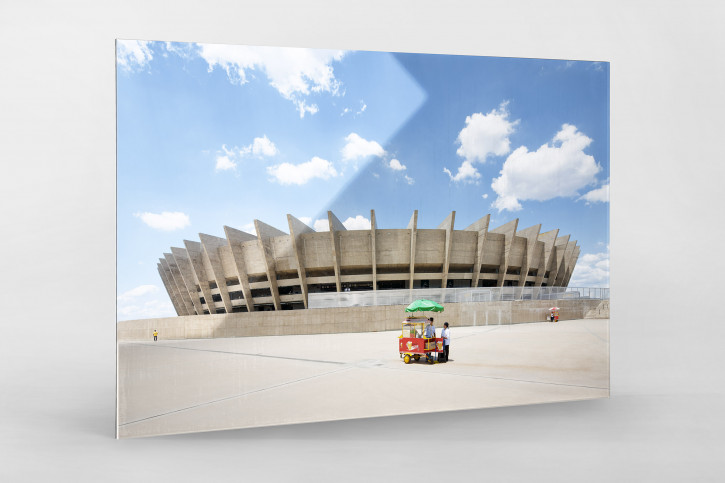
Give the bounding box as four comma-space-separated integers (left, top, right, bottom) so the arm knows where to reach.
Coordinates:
158, 210, 580, 316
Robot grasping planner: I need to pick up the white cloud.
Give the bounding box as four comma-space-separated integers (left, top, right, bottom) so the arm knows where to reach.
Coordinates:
267, 156, 338, 185
295, 100, 319, 118
214, 136, 277, 171
313, 219, 329, 232
482, 193, 489, 199
492, 195, 523, 212
388, 159, 406, 171
134, 211, 190, 231
341, 133, 385, 162
164, 41, 196, 60
117, 40, 153, 72
579, 184, 609, 204
372, 172, 380, 178
491, 124, 601, 212
117, 284, 175, 321
215, 155, 236, 171
445, 102, 518, 183
456, 102, 518, 164
252, 135, 278, 157
569, 251, 610, 287
117, 298, 175, 321
117, 284, 159, 302
343, 215, 371, 230
385, 158, 414, 184
443, 160, 481, 183
298, 216, 312, 226
196, 44, 345, 117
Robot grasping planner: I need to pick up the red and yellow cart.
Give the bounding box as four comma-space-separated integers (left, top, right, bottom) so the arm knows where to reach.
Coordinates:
398, 317, 444, 364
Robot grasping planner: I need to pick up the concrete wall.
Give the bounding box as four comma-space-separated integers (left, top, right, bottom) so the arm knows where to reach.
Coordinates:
117, 299, 604, 341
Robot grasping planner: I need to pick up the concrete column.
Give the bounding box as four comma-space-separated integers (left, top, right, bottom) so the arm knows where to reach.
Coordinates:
171, 247, 203, 315
491, 218, 518, 287
563, 246, 581, 287
437, 211, 456, 289
287, 215, 314, 308
327, 211, 346, 292
556, 240, 577, 286
535, 229, 559, 287
407, 210, 418, 290
550, 234, 571, 287
465, 214, 491, 288
531, 242, 546, 291
515, 224, 541, 287
163, 254, 195, 315
371, 209, 377, 291
199, 233, 234, 313
183, 240, 217, 314
223, 226, 257, 312
254, 219, 287, 310
157, 262, 184, 316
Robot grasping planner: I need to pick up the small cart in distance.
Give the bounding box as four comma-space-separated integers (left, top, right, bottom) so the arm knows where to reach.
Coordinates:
398, 317, 444, 364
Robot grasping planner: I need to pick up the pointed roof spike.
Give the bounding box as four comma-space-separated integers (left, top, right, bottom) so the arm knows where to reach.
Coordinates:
183, 239, 202, 251
170, 246, 189, 258
555, 234, 571, 246
327, 211, 347, 232
465, 214, 491, 232
516, 224, 542, 238
286, 215, 315, 236
199, 232, 229, 249
407, 210, 418, 230
437, 211, 455, 230
253, 219, 287, 239
223, 225, 257, 242
490, 218, 519, 234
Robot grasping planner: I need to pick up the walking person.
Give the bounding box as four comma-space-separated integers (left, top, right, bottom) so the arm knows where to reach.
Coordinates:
441, 322, 450, 362
153, 329, 158, 341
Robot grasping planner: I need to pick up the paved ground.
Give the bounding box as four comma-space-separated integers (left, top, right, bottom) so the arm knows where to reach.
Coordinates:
117, 318, 609, 438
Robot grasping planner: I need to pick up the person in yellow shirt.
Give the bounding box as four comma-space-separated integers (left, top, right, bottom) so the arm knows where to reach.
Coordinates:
153, 329, 158, 341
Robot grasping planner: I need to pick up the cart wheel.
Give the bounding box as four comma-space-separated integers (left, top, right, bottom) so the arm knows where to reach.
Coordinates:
403, 354, 411, 364
414, 355, 420, 361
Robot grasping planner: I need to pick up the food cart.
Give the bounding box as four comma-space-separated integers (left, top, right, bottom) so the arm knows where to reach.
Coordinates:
398, 317, 444, 363
398, 299, 445, 364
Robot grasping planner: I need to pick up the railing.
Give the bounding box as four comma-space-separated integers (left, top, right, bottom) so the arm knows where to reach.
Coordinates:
308, 286, 609, 309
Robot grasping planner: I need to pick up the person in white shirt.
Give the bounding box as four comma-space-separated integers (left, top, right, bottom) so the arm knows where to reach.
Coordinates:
441, 322, 450, 362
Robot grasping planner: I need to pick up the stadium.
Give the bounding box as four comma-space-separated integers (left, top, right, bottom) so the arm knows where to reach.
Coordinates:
157, 210, 581, 316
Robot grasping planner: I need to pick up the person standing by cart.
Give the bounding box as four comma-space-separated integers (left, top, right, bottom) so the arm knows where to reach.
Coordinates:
425, 318, 436, 338
441, 322, 450, 362
153, 329, 158, 341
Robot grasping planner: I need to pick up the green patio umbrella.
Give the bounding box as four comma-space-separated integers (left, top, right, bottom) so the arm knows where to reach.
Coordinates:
405, 299, 444, 313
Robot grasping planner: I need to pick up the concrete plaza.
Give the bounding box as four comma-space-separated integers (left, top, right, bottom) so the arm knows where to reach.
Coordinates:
117, 318, 609, 438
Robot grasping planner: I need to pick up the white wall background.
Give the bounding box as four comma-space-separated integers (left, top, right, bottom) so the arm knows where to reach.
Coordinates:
1, 0, 723, 480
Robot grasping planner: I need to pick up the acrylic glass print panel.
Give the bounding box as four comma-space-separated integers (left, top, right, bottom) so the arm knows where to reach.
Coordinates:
116, 40, 610, 438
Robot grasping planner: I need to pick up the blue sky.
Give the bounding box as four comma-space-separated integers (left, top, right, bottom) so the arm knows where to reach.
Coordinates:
116, 41, 610, 321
